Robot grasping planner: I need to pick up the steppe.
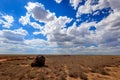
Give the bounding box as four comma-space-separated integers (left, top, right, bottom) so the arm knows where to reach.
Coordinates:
0, 55, 120, 80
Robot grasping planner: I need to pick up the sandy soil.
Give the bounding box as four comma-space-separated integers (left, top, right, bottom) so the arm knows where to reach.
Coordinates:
0, 55, 120, 80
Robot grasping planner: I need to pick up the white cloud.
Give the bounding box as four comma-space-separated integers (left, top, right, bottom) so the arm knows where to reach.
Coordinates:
0, 14, 14, 28
15, 1, 120, 54
39, 11, 120, 54
54, 0, 62, 4
25, 2, 56, 23
0, 28, 29, 54
29, 22, 43, 29
19, 2, 56, 31
70, 0, 82, 10
96, 11, 120, 48
42, 16, 72, 42
66, 22, 97, 47
1, 28, 27, 42
0, 37, 58, 54
19, 13, 43, 30
69, 1, 120, 54
41, 14, 97, 47
24, 39, 48, 46
33, 31, 41, 35
19, 13, 30, 26
76, 0, 110, 17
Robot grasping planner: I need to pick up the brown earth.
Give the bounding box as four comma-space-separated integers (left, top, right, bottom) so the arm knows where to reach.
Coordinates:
0, 55, 120, 80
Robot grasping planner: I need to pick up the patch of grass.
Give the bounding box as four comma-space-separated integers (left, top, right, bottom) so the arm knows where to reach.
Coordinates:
60, 75, 66, 80
79, 72, 88, 80
69, 71, 88, 80
100, 69, 109, 75
69, 71, 79, 78
39, 76, 46, 80
91, 67, 110, 75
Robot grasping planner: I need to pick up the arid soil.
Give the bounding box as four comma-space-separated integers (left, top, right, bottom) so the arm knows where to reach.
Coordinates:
0, 55, 120, 80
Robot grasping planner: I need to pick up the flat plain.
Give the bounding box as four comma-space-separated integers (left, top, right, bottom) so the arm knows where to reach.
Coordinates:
0, 55, 120, 80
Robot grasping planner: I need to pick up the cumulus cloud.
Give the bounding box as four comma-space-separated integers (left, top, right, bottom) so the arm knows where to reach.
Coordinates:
25, 2, 56, 23
74, 0, 120, 50
29, 22, 43, 29
96, 11, 120, 48
1, 28, 27, 42
54, 0, 62, 4
24, 39, 48, 46
19, 13, 43, 30
19, 13, 30, 26
0, 28, 29, 54
69, 0, 120, 54
0, 14, 14, 28
5, 1, 119, 54
42, 16, 72, 42
69, 0, 82, 10
41, 14, 97, 47
0, 32, 52, 54
19, 2, 56, 31
76, 0, 110, 17
0, 38, 58, 54
66, 22, 97, 47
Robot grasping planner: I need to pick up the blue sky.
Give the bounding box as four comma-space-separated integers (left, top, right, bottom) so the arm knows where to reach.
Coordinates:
0, 0, 120, 54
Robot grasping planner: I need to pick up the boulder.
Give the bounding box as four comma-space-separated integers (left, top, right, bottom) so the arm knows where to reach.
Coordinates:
31, 55, 45, 67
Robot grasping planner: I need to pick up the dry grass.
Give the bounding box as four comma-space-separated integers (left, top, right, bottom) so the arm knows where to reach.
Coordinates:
79, 72, 88, 80
0, 55, 120, 80
91, 67, 110, 76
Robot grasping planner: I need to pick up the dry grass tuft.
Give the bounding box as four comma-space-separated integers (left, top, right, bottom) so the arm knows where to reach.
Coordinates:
69, 71, 79, 78
91, 67, 110, 75
80, 72, 88, 80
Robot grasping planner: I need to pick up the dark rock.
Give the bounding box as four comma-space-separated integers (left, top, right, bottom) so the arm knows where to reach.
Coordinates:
31, 55, 45, 67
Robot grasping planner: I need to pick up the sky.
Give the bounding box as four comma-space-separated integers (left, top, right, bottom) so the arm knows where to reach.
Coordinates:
0, 0, 120, 54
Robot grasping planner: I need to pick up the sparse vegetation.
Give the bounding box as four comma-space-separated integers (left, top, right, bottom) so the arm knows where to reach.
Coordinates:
91, 67, 110, 75
80, 72, 88, 80
69, 71, 79, 78
0, 55, 120, 80
59, 75, 66, 80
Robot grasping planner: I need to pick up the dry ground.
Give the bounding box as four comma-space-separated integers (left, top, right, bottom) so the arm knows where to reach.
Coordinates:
0, 55, 120, 80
